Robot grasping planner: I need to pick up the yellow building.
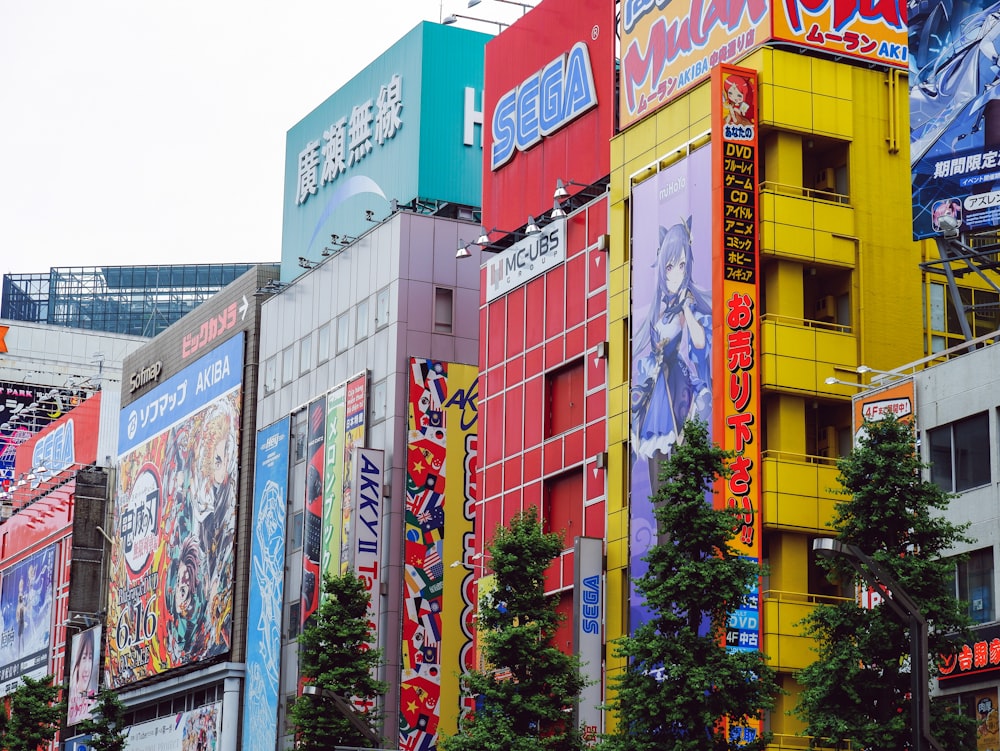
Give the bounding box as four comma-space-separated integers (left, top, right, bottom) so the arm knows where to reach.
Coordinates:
606, 44, 928, 743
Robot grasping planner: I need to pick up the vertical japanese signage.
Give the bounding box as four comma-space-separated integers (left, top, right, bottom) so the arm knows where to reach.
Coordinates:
322, 387, 346, 579
341, 374, 367, 572
242, 417, 290, 751
910, 2, 1000, 238
629, 145, 714, 631
110, 333, 243, 687
300, 397, 326, 630
713, 63, 762, 745
0, 546, 56, 694
400, 359, 478, 750
350, 446, 384, 716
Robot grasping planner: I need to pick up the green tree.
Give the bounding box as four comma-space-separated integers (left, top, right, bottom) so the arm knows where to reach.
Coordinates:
604, 419, 778, 751
75, 688, 128, 751
289, 572, 386, 750
795, 413, 977, 749
0, 675, 65, 751
442, 508, 586, 751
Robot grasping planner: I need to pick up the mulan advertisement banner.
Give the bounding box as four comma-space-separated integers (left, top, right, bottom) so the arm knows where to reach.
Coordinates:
911, 1, 1000, 238
242, 417, 290, 751
109, 333, 244, 687
0, 546, 55, 695
629, 145, 714, 632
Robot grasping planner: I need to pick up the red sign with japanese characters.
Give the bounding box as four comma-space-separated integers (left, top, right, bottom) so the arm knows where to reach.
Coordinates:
939, 624, 1000, 687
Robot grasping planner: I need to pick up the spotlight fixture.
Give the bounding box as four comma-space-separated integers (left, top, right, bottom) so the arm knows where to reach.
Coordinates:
525, 215, 541, 235
553, 178, 591, 201
456, 240, 474, 259
937, 213, 960, 240
550, 199, 567, 220
856, 365, 897, 377
442, 12, 509, 32
468, 0, 533, 12
365, 210, 376, 222
298, 256, 318, 269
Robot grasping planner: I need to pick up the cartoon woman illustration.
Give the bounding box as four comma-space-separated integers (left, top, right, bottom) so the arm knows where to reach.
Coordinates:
723, 74, 754, 126
67, 628, 99, 725
631, 218, 712, 492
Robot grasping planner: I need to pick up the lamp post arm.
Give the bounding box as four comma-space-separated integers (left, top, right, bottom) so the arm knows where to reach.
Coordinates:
302, 685, 383, 747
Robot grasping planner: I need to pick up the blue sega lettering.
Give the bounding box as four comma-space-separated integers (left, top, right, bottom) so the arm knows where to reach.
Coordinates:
491, 41, 598, 170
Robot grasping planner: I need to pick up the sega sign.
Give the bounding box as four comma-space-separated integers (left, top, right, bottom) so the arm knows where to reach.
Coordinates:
491, 42, 598, 170
481, 0, 613, 233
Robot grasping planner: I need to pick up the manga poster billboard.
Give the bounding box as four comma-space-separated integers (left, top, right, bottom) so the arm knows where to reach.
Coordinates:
910, 1, 1000, 238
125, 701, 222, 751
0, 546, 55, 694
629, 145, 714, 631
109, 333, 244, 687
322, 387, 346, 580
300, 397, 326, 630
400, 359, 478, 750
67, 625, 101, 726
242, 417, 290, 751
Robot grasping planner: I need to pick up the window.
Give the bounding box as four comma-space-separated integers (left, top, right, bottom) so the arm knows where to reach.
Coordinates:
289, 510, 303, 550
357, 298, 370, 340
543, 470, 583, 536
950, 548, 995, 623
317, 322, 331, 363
434, 287, 454, 333
300, 333, 312, 374
546, 359, 585, 437
263, 355, 277, 394
928, 412, 990, 491
281, 346, 294, 385
372, 379, 387, 421
337, 313, 350, 353
376, 288, 390, 328
287, 604, 301, 641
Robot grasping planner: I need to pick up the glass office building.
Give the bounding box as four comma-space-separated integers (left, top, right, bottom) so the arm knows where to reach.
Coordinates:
2, 264, 273, 337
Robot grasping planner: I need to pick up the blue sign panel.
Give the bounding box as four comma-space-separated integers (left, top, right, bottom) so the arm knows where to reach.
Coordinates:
241, 417, 290, 751
281, 22, 489, 279
118, 334, 244, 456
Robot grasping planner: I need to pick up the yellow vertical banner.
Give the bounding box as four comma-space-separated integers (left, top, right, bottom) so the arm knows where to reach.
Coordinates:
713, 63, 763, 746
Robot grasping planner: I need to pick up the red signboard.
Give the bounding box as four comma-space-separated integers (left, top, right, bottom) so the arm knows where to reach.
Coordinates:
481, 0, 614, 234
14, 392, 101, 483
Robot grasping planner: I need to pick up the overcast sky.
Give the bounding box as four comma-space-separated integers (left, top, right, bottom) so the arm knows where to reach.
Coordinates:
0, 1, 521, 276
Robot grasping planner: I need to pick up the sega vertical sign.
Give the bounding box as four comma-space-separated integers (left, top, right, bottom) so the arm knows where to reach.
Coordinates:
574, 537, 603, 745
482, 0, 614, 233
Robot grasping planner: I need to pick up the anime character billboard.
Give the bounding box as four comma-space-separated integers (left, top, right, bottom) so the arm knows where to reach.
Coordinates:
629, 146, 714, 631
109, 333, 244, 687
242, 417, 290, 751
911, 0, 1000, 237
67, 625, 101, 726
0, 546, 55, 694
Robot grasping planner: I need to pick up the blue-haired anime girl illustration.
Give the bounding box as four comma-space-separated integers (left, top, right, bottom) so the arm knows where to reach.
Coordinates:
631, 217, 712, 491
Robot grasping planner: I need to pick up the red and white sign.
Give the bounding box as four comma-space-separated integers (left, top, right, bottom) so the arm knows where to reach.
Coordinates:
481, 0, 614, 233
14, 392, 101, 484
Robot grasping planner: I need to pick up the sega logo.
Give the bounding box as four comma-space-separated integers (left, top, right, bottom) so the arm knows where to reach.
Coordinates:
491, 41, 598, 171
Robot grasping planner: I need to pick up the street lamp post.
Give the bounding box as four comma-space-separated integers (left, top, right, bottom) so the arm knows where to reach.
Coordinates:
812, 539, 945, 751
301, 685, 384, 748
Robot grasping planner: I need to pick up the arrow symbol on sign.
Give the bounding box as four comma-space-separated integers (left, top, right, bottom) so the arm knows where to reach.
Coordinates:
239, 295, 249, 320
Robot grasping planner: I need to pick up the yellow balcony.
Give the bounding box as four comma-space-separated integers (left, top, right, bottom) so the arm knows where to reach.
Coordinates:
762, 452, 843, 532
759, 183, 857, 267
762, 590, 849, 673
761, 316, 858, 393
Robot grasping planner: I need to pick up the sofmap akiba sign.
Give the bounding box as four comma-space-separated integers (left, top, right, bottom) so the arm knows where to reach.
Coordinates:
481, 0, 613, 233
619, 0, 907, 129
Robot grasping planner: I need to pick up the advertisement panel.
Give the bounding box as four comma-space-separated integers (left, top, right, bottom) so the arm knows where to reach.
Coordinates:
853, 379, 915, 435
109, 333, 244, 687
15, 392, 101, 488
282, 23, 488, 280
0, 545, 56, 694
713, 63, 762, 744
301, 397, 326, 630
574, 537, 603, 744
910, 2, 1000, 238
629, 145, 714, 630
350, 446, 384, 715
1, 382, 88, 486
67, 625, 101, 726
322, 387, 347, 579
481, 0, 614, 232
771, 0, 906, 68
125, 701, 222, 751
619, 0, 767, 129
242, 417, 290, 751
341, 374, 367, 572
400, 359, 478, 750
484, 218, 566, 302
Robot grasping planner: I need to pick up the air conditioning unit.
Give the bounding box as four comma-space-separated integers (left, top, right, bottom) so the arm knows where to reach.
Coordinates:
815, 295, 836, 323
818, 425, 838, 457
816, 167, 836, 192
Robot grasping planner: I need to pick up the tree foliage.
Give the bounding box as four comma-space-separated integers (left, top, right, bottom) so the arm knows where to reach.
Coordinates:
289, 572, 387, 750
442, 507, 586, 751
604, 419, 778, 751
0, 675, 65, 751
75, 688, 129, 751
795, 413, 977, 749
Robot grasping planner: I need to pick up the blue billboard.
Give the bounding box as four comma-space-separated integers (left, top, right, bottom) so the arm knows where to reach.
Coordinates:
281, 22, 490, 279
242, 417, 290, 751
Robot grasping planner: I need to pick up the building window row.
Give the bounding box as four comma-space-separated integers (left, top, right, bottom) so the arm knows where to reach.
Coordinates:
928, 411, 990, 492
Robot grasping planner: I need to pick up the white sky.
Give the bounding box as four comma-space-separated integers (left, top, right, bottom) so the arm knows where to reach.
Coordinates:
0, 1, 521, 276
